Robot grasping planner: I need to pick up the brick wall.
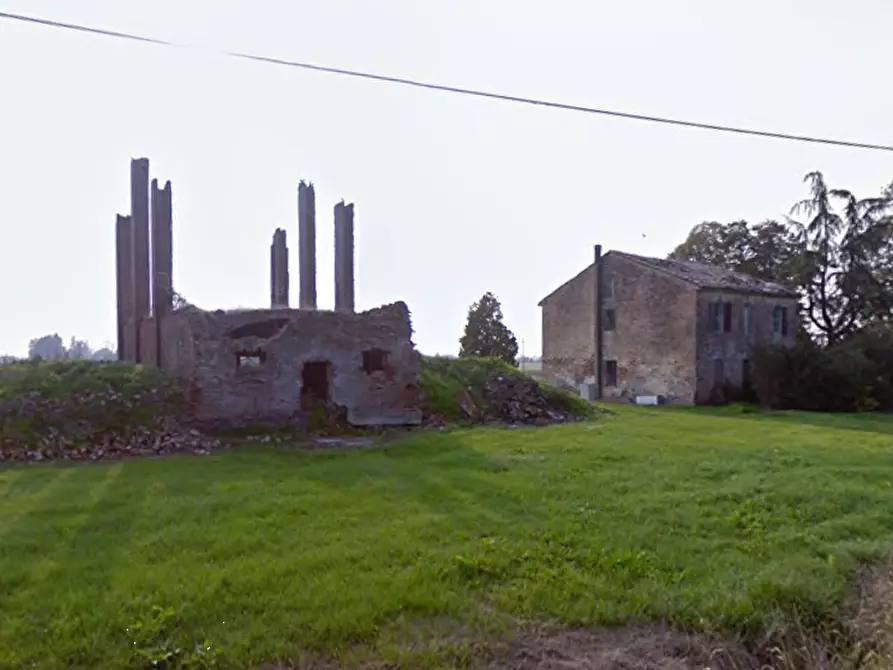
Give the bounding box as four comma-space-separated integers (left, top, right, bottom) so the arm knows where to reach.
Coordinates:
173, 301, 421, 428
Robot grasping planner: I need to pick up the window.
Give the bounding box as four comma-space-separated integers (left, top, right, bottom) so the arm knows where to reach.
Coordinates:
236, 350, 266, 368
743, 304, 751, 336
723, 302, 733, 332
605, 360, 618, 387
773, 306, 789, 336
708, 303, 721, 332
362, 348, 388, 373
603, 309, 616, 331
603, 277, 615, 299
709, 301, 732, 333
742, 359, 752, 391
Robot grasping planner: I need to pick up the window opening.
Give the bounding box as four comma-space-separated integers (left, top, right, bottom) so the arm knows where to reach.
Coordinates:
362, 348, 388, 374
236, 350, 266, 368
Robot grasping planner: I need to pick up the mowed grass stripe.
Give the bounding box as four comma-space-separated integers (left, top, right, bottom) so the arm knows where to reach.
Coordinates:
0, 466, 76, 542
1, 407, 893, 668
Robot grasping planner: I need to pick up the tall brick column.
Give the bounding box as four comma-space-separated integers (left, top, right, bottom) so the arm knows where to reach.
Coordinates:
298, 181, 317, 309
270, 228, 289, 308
115, 214, 133, 361
130, 158, 151, 363
151, 178, 173, 367
334, 201, 355, 312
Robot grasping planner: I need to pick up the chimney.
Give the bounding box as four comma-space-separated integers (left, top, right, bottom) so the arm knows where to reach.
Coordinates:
270, 228, 289, 308
151, 179, 173, 368
115, 214, 133, 361
130, 157, 151, 363
334, 201, 355, 312
298, 181, 317, 309
594, 244, 604, 400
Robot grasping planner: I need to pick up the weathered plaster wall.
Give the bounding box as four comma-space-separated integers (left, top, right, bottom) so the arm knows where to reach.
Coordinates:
695, 291, 799, 402
175, 301, 421, 427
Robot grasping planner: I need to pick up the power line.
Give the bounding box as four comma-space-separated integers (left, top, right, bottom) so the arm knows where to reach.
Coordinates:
3, 10, 893, 153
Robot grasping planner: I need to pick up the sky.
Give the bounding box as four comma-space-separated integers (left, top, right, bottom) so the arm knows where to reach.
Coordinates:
1, 1, 891, 358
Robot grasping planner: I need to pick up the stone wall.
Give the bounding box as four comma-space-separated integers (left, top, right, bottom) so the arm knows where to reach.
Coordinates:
601, 254, 699, 402
541, 265, 595, 383
540, 253, 800, 404
694, 291, 799, 402
172, 301, 421, 428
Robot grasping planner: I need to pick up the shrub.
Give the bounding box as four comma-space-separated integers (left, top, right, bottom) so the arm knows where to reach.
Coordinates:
751, 328, 893, 412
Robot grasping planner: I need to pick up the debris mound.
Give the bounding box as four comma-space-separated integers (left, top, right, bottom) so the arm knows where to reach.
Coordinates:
0, 361, 222, 463
420, 356, 594, 425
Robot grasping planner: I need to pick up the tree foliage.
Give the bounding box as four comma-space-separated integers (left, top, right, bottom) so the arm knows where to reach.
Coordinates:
459, 292, 519, 366
670, 171, 893, 345
26, 335, 115, 362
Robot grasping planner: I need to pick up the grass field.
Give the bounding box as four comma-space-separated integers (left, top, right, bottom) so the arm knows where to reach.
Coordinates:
3, 406, 893, 668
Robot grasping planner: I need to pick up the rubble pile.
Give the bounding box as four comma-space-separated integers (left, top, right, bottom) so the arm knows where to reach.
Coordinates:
480, 373, 584, 424
0, 387, 222, 463
420, 355, 595, 426
449, 373, 590, 426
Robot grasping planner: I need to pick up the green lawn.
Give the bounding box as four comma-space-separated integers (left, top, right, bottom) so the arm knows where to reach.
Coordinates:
2, 407, 893, 668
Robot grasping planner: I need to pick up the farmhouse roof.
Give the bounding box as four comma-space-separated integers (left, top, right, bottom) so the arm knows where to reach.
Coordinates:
537, 250, 799, 306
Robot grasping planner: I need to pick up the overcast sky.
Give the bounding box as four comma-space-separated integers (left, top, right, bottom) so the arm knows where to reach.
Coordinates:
1, 0, 891, 358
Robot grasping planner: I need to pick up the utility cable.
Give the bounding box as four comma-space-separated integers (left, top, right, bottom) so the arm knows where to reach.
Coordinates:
2, 10, 893, 153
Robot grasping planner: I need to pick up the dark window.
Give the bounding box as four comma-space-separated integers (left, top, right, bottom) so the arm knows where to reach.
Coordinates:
603, 309, 616, 331
605, 360, 618, 387
773, 306, 789, 336
236, 350, 266, 368
301, 361, 331, 402
708, 303, 721, 332
709, 301, 733, 333
742, 359, 752, 391
362, 348, 388, 373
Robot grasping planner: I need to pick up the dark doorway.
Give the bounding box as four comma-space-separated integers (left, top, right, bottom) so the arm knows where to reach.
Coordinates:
301, 361, 331, 403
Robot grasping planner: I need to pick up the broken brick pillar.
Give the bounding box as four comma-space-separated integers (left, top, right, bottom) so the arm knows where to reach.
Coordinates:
298, 181, 317, 309
115, 214, 133, 361
270, 228, 289, 308
151, 178, 173, 368
130, 158, 151, 363
334, 201, 355, 313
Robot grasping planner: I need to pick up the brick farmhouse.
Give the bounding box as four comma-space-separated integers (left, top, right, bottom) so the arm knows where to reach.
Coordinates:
538, 249, 799, 403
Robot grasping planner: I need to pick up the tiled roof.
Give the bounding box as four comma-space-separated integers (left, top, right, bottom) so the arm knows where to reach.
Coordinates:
612, 251, 798, 297
538, 250, 798, 305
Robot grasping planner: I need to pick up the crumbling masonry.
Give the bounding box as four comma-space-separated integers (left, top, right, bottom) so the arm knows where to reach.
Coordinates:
115, 158, 422, 428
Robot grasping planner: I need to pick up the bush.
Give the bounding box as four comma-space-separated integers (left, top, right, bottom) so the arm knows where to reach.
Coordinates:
751, 329, 893, 412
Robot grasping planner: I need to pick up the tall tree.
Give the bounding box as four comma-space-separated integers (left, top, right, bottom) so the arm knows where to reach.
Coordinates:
459, 292, 519, 366
669, 219, 803, 286
789, 172, 893, 344
28, 334, 65, 361
670, 171, 893, 346
66, 337, 93, 360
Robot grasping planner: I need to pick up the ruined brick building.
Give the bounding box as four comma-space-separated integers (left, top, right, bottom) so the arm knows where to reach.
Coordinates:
539, 247, 799, 403
115, 158, 422, 427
